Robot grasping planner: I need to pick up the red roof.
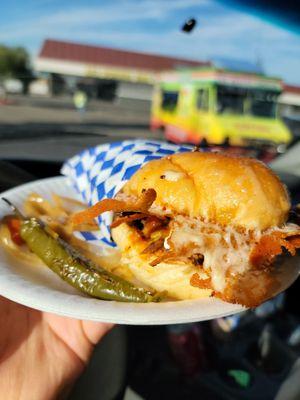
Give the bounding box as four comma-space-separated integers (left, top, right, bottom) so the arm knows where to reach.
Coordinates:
39, 39, 209, 72
283, 84, 300, 94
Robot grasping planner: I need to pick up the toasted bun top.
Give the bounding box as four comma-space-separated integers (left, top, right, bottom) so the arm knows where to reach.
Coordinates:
121, 152, 290, 230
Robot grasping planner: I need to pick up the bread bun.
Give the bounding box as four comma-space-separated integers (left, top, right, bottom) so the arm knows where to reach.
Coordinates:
112, 223, 212, 300
121, 152, 290, 230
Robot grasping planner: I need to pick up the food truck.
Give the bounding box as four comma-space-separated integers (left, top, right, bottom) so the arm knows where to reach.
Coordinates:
151, 68, 291, 151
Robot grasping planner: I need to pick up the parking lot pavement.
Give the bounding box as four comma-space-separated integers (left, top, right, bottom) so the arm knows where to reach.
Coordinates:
0, 95, 164, 161
0, 95, 154, 137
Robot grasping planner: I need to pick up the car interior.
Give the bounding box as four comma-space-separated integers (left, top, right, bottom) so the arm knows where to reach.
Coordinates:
0, 1, 299, 399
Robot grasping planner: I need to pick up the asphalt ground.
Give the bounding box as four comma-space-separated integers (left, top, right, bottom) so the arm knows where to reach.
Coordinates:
0, 95, 164, 161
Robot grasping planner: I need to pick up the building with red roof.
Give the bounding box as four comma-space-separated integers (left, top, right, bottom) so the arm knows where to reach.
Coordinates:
34, 39, 210, 99
35, 39, 209, 84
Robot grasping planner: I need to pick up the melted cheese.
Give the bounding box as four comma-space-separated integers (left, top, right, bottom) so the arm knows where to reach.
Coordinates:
167, 217, 300, 292
167, 216, 261, 292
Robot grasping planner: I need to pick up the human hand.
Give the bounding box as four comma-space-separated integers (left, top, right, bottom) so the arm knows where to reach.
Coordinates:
0, 296, 113, 400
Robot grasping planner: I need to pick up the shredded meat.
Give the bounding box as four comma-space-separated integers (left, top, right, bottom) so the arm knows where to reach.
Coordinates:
189, 253, 204, 266
142, 216, 169, 238
136, 189, 157, 211
150, 251, 178, 267
250, 231, 300, 267
214, 269, 280, 308
190, 273, 212, 289
142, 238, 164, 254
71, 189, 157, 225
111, 213, 149, 228
289, 236, 300, 248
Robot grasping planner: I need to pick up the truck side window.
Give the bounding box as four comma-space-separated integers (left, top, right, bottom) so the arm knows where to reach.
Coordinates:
197, 89, 209, 111
161, 91, 178, 112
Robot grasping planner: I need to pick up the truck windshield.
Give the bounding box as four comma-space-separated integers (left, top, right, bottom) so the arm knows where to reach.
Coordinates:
249, 89, 278, 118
217, 85, 246, 115
216, 85, 279, 118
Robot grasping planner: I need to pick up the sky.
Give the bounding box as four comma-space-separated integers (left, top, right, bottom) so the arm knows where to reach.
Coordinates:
0, 0, 299, 85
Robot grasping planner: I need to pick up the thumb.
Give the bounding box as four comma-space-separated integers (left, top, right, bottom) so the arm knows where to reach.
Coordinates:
81, 321, 114, 346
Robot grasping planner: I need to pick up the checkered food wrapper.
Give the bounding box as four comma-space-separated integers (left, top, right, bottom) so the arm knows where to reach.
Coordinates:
61, 139, 193, 247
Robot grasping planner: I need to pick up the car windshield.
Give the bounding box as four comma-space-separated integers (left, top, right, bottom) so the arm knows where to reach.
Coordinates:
0, 2, 300, 400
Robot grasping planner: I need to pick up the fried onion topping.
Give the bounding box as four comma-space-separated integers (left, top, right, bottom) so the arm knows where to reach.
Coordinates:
71, 189, 157, 225
250, 231, 300, 267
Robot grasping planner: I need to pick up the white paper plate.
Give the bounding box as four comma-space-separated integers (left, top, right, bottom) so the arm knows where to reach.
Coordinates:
0, 177, 245, 324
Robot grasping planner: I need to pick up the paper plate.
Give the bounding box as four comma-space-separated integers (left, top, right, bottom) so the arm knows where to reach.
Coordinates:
0, 177, 245, 325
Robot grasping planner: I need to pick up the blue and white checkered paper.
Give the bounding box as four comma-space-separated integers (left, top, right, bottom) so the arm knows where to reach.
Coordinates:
61, 140, 193, 247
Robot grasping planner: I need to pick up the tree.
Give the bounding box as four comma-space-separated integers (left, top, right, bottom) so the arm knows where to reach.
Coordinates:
0, 45, 34, 91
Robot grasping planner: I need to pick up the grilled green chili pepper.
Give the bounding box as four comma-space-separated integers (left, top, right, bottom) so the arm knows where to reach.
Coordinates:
20, 218, 160, 303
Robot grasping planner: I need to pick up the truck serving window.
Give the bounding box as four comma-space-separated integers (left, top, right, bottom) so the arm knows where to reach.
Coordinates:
161, 90, 178, 112
197, 89, 209, 110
